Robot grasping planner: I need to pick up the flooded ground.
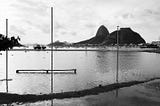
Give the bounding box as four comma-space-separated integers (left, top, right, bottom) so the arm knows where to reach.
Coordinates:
0, 48, 160, 105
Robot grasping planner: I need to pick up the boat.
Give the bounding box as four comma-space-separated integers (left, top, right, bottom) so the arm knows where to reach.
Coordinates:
33, 44, 46, 50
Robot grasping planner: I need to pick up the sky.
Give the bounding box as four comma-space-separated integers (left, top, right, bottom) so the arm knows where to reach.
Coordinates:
0, 0, 160, 44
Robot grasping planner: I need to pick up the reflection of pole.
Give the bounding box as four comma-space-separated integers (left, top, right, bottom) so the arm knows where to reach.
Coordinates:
85, 44, 87, 50
51, 7, 53, 94
116, 26, 119, 83
6, 19, 8, 93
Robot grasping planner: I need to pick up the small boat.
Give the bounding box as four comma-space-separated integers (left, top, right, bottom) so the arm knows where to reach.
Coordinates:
34, 44, 46, 50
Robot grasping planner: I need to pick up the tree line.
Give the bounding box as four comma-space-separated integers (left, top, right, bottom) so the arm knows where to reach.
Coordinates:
0, 34, 21, 51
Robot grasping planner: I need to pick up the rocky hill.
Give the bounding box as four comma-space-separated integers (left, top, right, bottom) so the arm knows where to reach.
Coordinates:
102, 28, 146, 45
75, 26, 146, 45
75, 25, 109, 44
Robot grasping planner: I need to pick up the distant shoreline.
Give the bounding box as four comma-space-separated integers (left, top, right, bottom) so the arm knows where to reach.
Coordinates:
1, 47, 160, 54
6, 47, 159, 52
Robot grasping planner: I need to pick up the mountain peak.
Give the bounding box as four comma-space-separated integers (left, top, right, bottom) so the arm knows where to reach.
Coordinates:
96, 25, 109, 37
75, 25, 109, 44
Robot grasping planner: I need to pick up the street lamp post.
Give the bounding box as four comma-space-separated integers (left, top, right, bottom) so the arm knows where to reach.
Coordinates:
116, 26, 120, 98
6, 19, 8, 93
116, 26, 119, 84
51, 7, 54, 94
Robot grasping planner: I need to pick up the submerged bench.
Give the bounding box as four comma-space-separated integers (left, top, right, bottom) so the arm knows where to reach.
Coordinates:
16, 69, 76, 74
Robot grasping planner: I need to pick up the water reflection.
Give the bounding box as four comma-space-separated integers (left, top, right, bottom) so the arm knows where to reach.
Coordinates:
0, 50, 160, 105
1, 51, 160, 93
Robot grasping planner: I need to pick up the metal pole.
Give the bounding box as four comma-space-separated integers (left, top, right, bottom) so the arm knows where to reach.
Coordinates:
6, 19, 8, 93
51, 7, 53, 93
116, 26, 119, 83
115, 26, 119, 98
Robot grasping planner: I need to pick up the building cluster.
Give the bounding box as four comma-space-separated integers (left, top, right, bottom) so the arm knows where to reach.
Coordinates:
151, 41, 160, 47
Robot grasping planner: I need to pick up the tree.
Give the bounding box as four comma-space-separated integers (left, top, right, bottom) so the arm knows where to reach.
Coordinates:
0, 34, 21, 51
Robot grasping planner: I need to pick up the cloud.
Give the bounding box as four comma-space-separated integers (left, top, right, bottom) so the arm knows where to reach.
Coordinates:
1, 0, 160, 43
4, 0, 51, 43
55, 22, 65, 30
10, 25, 26, 36
24, 20, 50, 34
122, 13, 134, 19
11, 0, 49, 17
85, 23, 96, 29
70, 32, 77, 36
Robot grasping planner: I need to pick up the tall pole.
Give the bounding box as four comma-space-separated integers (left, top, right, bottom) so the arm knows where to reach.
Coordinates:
116, 26, 119, 83
6, 19, 8, 93
116, 26, 119, 98
51, 7, 54, 94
